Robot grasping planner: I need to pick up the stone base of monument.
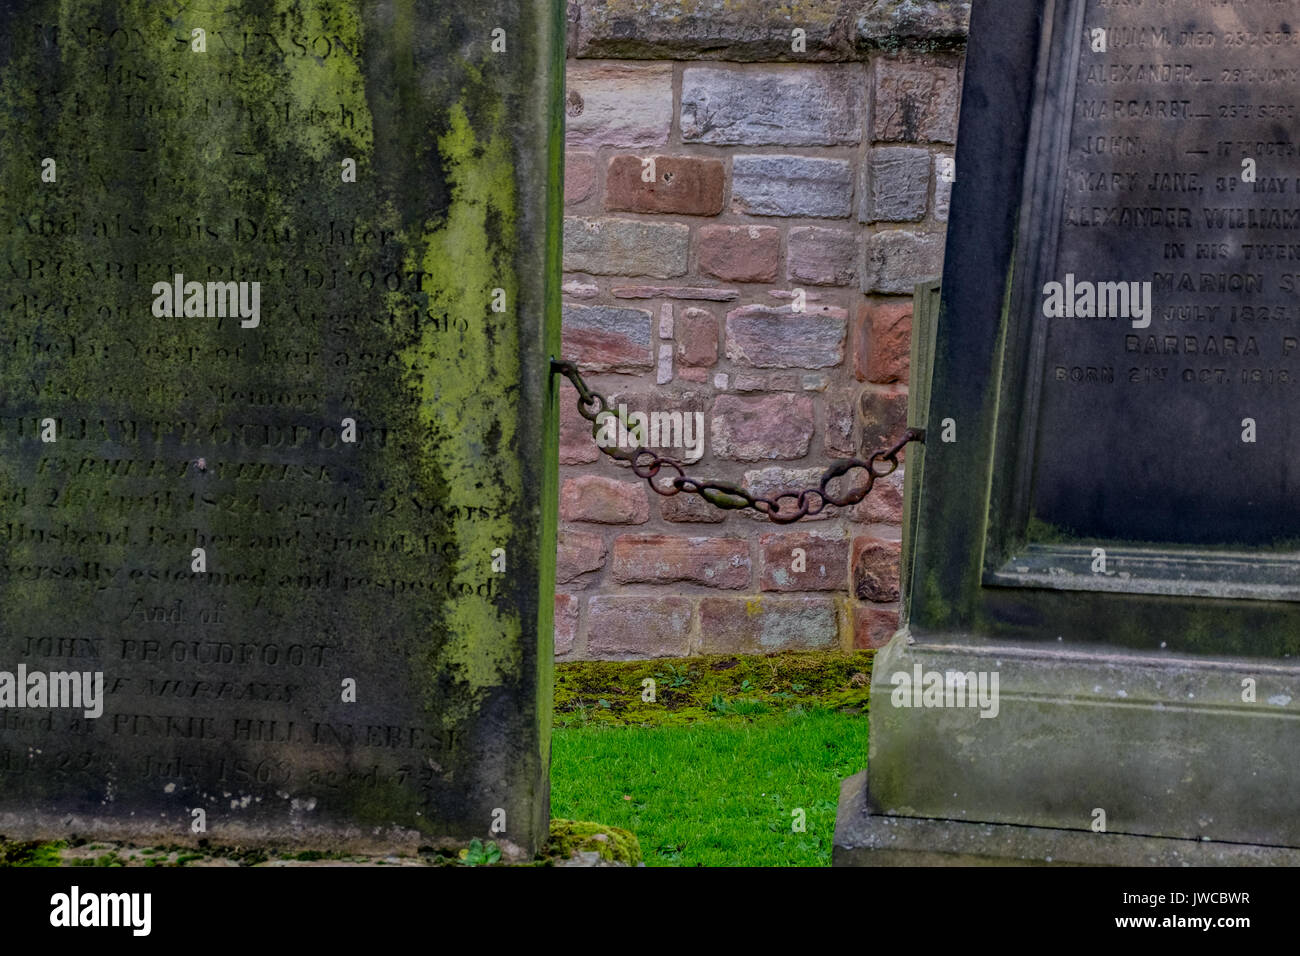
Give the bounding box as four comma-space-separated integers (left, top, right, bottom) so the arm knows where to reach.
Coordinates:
833, 629, 1300, 866
833, 773, 1300, 866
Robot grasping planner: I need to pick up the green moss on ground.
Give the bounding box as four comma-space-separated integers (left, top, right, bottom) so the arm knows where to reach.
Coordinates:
554, 650, 875, 727
546, 819, 641, 865
0, 840, 66, 867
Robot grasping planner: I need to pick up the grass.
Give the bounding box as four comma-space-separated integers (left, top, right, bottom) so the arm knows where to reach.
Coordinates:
551, 651, 875, 866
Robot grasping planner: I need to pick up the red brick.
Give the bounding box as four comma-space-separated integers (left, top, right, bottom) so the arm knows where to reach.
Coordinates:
560, 476, 650, 524
873, 59, 961, 144
586, 596, 693, 659
852, 536, 901, 602
851, 469, 905, 525
562, 304, 653, 372
859, 386, 909, 458
741, 466, 838, 522
786, 226, 857, 286
725, 303, 846, 369
711, 393, 815, 461
557, 530, 607, 584
661, 492, 727, 523
677, 307, 719, 367
565, 152, 597, 206
825, 390, 856, 458
611, 534, 750, 588
605, 155, 725, 216
697, 225, 780, 283
560, 381, 600, 464
698, 596, 838, 653
855, 301, 912, 384
852, 604, 900, 649
759, 530, 849, 591
555, 593, 579, 655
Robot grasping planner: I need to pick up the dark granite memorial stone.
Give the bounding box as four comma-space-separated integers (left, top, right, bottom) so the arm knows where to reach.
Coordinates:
836, 0, 1300, 864
0, 0, 563, 858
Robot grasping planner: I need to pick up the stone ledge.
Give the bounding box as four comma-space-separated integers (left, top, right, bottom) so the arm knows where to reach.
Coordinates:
833, 771, 1300, 866
568, 0, 969, 61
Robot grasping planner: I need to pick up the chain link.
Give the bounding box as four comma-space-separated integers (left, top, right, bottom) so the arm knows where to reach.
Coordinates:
551, 359, 925, 524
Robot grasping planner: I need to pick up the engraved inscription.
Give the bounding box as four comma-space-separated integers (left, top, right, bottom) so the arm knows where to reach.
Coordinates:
1031, 0, 1300, 545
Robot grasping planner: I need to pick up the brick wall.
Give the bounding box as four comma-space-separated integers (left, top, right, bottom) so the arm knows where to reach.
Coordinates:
556, 0, 969, 660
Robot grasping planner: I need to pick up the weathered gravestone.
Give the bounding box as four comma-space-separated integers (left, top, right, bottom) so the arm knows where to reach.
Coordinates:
0, 0, 563, 859
836, 0, 1300, 864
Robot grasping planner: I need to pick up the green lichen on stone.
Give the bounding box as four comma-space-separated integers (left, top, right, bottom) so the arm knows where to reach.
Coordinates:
403, 95, 523, 717
547, 818, 641, 865
0, 0, 560, 852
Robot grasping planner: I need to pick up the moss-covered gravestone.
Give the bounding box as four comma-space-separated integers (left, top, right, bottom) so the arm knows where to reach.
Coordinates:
0, 0, 562, 859
836, 0, 1300, 864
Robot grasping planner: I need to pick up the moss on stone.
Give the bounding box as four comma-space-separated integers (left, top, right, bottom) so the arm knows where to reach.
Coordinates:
547, 819, 641, 865
0, 839, 65, 867
554, 651, 875, 727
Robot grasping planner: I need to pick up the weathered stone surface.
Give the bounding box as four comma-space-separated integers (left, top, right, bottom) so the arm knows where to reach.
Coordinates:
565, 62, 674, 148
760, 529, 850, 591
557, 530, 609, 584
562, 304, 654, 372
824, 390, 857, 457
697, 225, 781, 283
768, 288, 828, 303
850, 604, 900, 649
601, 386, 709, 463
560, 476, 652, 524
698, 597, 839, 653
611, 285, 740, 301
787, 226, 859, 286
681, 66, 862, 145
742, 466, 839, 522
860, 147, 930, 223
677, 307, 719, 367
934, 153, 955, 221
560, 380, 603, 464
711, 394, 815, 461
847, 0, 1300, 868
872, 58, 962, 143
556, 594, 580, 655
571, 0, 868, 60
850, 468, 904, 525
857, 0, 971, 45
0, 0, 562, 859
859, 386, 909, 456
856, 300, 912, 383
861, 229, 945, 293
732, 155, 853, 218
562, 279, 601, 299
725, 304, 847, 369
852, 536, 901, 602
611, 534, 751, 588
586, 597, 693, 659
565, 152, 598, 205
661, 492, 728, 523
605, 155, 725, 216
564, 217, 690, 278
657, 343, 674, 384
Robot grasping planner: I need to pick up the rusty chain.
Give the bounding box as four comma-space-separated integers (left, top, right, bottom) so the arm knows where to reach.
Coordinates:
551, 358, 925, 524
